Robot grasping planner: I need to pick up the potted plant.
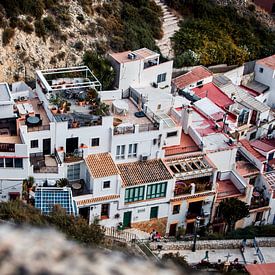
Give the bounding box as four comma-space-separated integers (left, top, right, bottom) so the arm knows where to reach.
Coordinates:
51, 106, 58, 114
72, 120, 78, 128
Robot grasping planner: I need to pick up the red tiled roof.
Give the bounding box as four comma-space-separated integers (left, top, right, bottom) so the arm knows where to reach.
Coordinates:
76, 195, 120, 206
239, 139, 266, 161
118, 159, 173, 187
245, 263, 275, 275
85, 153, 119, 178
172, 66, 212, 90
257, 54, 275, 70
251, 139, 275, 152
192, 83, 234, 109
164, 131, 199, 156
216, 180, 243, 200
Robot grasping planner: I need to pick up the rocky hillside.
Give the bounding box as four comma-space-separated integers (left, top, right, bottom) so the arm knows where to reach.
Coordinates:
0, 0, 163, 83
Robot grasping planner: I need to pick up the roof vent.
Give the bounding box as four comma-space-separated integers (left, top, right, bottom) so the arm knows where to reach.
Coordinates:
128, 53, 136, 60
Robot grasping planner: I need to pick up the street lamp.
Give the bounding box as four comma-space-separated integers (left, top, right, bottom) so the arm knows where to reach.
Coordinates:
192, 216, 201, 252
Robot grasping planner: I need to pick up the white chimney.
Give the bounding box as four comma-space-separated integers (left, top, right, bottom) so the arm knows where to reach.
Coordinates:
181, 106, 193, 134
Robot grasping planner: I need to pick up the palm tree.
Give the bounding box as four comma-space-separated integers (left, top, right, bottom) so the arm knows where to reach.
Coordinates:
219, 198, 250, 234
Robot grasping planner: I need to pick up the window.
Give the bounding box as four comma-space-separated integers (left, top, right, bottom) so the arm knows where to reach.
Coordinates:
0, 158, 4, 167
172, 204, 180, 215
101, 203, 110, 218
103, 181, 110, 189
67, 163, 80, 181
249, 131, 257, 140
146, 182, 167, 199
14, 158, 23, 168
30, 140, 38, 148
167, 131, 178, 138
125, 186, 145, 203
238, 109, 249, 126
268, 152, 274, 161
259, 67, 264, 73
157, 73, 167, 83
150, 206, 159, 219
91, 138, 100, 147
128, 143, 138, 158
116, 145, 125, 160
5, 158, 13, 168
197, 80, 203, 86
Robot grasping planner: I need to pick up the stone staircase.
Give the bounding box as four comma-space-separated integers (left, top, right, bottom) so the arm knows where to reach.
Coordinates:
155, 0, 180, 59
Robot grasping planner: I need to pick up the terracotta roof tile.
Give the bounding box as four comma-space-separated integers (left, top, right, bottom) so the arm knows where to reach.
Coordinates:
257, 54, 275, 70
251, 139, 275, 152
76, 194, 120, 206
118, 159, 173, 187
171, 191, 215, 202
172, 66, 213, 90
239, 139, 266, 161
85, 153, 119, 178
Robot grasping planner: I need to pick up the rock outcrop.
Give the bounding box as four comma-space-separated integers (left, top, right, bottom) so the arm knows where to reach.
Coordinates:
0, 224, 181, 275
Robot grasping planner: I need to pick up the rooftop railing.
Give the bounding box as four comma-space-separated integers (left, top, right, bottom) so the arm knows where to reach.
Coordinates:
27, 125, 50, 132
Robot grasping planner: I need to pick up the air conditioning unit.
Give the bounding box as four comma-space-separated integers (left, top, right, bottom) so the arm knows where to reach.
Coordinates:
140, 154, 148, 161
152, 82, 158, 88
267, 134, 273, 140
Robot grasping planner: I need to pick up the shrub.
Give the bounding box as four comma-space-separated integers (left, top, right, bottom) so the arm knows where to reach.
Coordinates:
22, 21, 34, 34
74, 41, 84, 51
34, 20, 46, 37
43, 16, 60, 35
2, 28, 15, 46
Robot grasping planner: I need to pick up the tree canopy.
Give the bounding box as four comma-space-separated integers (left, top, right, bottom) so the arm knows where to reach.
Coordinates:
219, 198, 250, 233
168, 0, 275, 67
0, 200, 104, 246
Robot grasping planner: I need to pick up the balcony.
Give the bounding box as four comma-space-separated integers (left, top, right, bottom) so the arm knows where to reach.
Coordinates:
195, 183, 212, 193
30, 152, 59, 174
64, 150, 83, 163
250, 193, 269, 210
174, 182, 192, 196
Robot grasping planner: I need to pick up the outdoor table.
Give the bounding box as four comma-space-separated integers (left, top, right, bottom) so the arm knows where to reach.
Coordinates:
26, 116, 40, 126
72, 183, 81, 190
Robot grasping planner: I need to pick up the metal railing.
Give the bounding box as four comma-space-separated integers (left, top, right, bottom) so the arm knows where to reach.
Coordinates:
103, 226, 137, 243
54, 148, 62, 165
27, 125, 50, 132
253, 238, 265, 263
139, 123, 159, 132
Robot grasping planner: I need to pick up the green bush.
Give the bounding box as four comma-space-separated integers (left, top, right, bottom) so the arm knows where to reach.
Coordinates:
34, 20, 46, 38
169, 0, 275, 66
43, 16, 60, 36
2, 28, 15, 46
0, 201, 105, 246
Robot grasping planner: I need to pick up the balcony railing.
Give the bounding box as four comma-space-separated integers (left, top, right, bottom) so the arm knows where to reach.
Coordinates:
195, 183, 212, 193
139, 123, 159, 132
34, 166, 58, 173
250, 197, 269, 210
64, 150, 83, 163
174, 185, 192, 196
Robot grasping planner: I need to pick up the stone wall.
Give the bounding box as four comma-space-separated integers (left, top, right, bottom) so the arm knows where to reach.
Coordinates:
132, 217, 168, 236
150, 237, 275, 251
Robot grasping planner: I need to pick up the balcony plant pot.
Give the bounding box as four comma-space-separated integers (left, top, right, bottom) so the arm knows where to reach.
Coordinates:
79, 101, 85, 106
51, 107, 58, 115
72, 121, 78, 128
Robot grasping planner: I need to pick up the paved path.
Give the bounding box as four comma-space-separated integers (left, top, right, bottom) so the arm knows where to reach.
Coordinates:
159, 247, 275, 264
154, 0, 180, 58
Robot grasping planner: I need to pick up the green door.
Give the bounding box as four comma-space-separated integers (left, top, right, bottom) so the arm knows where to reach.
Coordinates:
123, 211, 132, 228
150, 206, 159, 219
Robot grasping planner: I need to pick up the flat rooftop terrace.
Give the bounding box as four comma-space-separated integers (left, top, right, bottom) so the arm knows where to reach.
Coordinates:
104, 98, 152, 125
